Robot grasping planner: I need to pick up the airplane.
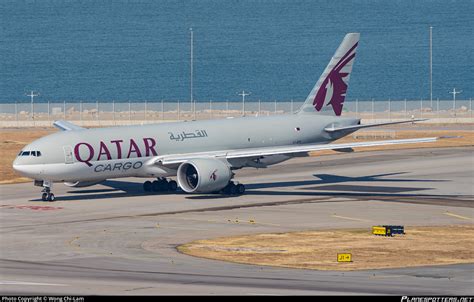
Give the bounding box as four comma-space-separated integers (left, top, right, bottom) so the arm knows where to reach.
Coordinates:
13, 33, 438, 201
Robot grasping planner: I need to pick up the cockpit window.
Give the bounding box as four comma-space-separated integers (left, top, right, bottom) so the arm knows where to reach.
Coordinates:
18, 151, 42, 157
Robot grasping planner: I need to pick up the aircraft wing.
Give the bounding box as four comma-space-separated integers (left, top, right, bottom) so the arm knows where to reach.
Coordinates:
324, 119, 428, 133
53, 120, 85, 131
154, 137, 438, 166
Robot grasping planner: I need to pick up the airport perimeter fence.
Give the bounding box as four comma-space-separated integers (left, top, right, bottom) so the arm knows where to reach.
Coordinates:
0, 98, 472, 127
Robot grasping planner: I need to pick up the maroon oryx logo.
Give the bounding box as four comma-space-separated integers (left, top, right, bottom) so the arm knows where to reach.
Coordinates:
313, 42, 358, 116
210, 169, 218, 181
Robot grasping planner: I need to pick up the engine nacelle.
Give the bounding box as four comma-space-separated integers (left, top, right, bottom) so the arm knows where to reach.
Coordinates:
177, 159, 232, 193
63, 180, 104, 187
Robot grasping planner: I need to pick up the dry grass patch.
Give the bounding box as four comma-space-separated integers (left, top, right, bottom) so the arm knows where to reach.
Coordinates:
178, 225, 474, 271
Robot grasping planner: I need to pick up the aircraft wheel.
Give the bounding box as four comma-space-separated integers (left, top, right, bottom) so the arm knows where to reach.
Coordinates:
42, 193, 48, 201
143, 181, 152, 192
152, 180, 161, 192
48, 193, 55, 202
159, 180, 168, 191
152, 179, 169, 192
236, 184, 245, 195
168, 180, 178, 192
229, 183, 237, 195
221, 183, 230, 195
222, 182, 241, 195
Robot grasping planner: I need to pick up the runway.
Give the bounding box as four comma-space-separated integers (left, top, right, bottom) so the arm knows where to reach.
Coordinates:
1, 147, 473, 295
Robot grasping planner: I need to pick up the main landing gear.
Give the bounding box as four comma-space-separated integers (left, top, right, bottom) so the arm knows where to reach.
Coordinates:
143, 178, 178, 193
220, 181, 245, 196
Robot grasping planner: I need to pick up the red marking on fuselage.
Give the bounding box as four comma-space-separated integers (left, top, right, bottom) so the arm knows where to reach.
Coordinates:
74, 137, 157, 166
110, 139, 123, 158
127, 139, 142, 158
98, 141, 112, 160
143, 137, 158, 156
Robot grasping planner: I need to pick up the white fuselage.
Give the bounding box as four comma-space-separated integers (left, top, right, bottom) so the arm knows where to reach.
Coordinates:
13, 114, 359, 183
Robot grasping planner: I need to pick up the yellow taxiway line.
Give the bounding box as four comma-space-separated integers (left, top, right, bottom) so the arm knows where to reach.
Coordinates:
443, 211, 472, 220
331, 214, 370, 222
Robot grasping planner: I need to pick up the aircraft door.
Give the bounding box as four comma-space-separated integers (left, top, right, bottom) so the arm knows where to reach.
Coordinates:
63, 146, 74, 164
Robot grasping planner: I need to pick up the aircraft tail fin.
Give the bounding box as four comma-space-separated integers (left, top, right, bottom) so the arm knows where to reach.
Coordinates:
298, 33, 359, 116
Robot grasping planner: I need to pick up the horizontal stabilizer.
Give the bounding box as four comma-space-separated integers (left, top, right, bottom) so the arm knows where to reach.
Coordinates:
53, 120, 85, 131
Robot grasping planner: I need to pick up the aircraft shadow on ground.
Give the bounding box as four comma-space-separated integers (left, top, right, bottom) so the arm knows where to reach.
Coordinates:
239, 172, 448, 198
187, 172, 449, 200
32, 172, 449, 202
246, 172, 445, 189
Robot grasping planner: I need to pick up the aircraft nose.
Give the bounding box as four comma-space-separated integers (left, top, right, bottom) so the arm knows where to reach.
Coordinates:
12, 163, 26, 174
12, 157, 20, 169
12, 160, 31, 177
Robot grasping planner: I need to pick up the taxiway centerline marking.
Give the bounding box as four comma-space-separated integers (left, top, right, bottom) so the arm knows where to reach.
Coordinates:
443, 211, 472, 220
331, 214, 370, 222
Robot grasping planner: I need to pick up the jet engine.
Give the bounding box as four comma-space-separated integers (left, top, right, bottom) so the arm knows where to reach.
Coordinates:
177, 159, 232, 193
63, 180, 104, 187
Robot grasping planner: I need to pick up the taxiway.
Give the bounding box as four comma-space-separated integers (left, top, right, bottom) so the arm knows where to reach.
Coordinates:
0, 147, 473, 295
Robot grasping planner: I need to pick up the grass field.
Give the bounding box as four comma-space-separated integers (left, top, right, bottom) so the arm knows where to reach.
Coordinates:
178, 225, 474, 271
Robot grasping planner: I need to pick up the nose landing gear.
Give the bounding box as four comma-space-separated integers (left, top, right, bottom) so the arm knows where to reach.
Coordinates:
35, 180, 55, 202
41, 189, 55, 202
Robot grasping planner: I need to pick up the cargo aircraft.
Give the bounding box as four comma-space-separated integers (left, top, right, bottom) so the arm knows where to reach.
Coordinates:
13, 33, 437, 201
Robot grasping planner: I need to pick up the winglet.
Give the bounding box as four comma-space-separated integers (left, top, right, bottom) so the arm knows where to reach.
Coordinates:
53, 120, 85, 131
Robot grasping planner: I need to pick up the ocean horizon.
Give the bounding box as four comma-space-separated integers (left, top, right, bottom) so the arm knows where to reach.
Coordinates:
1, 0, 471, 103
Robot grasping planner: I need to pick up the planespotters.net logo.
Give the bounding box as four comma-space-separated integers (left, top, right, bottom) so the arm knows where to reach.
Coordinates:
401, 297, 473, 302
